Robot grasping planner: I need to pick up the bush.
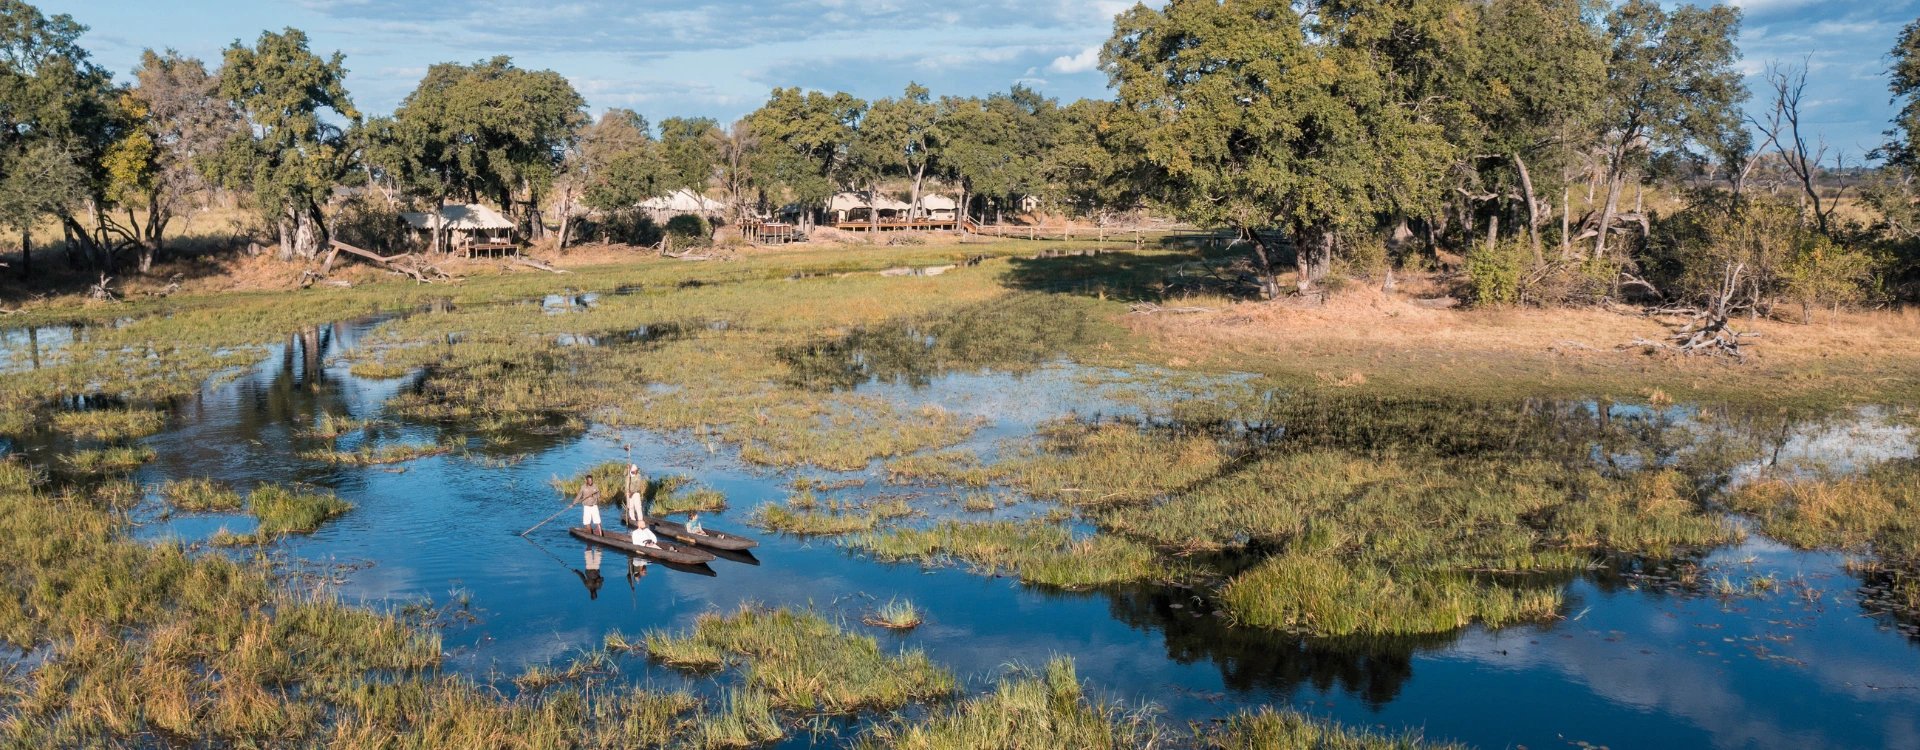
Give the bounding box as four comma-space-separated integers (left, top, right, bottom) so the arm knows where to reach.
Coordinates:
332, 196, 411, 254
1782, 237, 1879, 321
664, 213, 711, 247
1464, 241, 1526, 306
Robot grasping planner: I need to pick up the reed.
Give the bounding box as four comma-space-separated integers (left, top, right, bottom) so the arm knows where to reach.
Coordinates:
1204, 707, 1468, 749
60, 445, 156, 475
50, 408, 167, 441
853, 657, 1164, 749
299, 442, 452, 466
862, 598, 924, 630
642, 605, 956, 714
847, 520, 1171, 589
159, 477, 243, 512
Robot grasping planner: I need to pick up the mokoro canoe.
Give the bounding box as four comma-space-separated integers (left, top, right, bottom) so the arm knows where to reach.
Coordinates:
570, 526, 717, 564
648, 518, 759, 551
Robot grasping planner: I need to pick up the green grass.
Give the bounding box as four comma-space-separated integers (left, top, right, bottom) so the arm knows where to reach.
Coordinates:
750, 497, 881, 536
214, 484, 354, 545
1203, 706, 1468, 749
846, 520, 1172, 589
50, 408, 167, 441
299, 442, 451, 466
60, 445, 157, 475
642, 605, 956, 714
347, 359, 414, 379
862, 598, 924, 630
159, 478, 243, 512
301, 411, 379, 440
853, 657, 1164, 749
1219, 552, 1564, 637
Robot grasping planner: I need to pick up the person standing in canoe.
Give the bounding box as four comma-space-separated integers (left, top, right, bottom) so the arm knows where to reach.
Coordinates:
622, 464, 648, 528
577, 475, 604, 536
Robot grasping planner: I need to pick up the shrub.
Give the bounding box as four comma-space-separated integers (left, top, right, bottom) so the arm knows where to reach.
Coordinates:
665, 213, 711, 247
1464, 241, 1527, 306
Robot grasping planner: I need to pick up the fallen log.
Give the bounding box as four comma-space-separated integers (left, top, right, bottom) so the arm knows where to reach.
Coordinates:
511, 256, 570, 274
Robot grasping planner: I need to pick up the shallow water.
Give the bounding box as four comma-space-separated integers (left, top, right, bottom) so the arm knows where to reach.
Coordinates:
34, 311, 1920, 749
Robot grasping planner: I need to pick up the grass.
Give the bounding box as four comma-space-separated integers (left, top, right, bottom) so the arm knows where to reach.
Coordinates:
846, 520, 1172, 589
750, 496, 881, 536
50, 408, 167, 441
213, 484, 354, 545
853, 657, 1164, 749
1203, 706, 1468, 749
886, 450, 996, 488
862, 598, 925, 630
60, 445, 156, 475
301, 411, 379, 440
1218, 552, 1563, 637
159, 477, 243, 512
1729, 459, 1920, 554
347, 359, 414, 379
299, 442, 452, 466
642, 605, 957, 714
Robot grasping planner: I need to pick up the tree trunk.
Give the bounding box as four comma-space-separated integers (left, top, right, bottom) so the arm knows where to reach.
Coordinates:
1296, 228, 1333, 294
19, 226, 29, 279
1513, 153, 1542, 263
1487, 214, 1499, 251
277, 209, 296, 262
1593, 169, 1623, 260
868, 186, 879, 233
1243, 226, 1280, 300
908, 164, 926, 223
1560, 184, 1571, 259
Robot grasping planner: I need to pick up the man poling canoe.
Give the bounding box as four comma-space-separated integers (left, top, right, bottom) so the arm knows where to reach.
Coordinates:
622, 463, 648, 528
576, 475, 604, 536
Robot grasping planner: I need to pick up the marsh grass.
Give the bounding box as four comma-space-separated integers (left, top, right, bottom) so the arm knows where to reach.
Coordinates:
862, 598, 924, 630
1729, 459, 1920, 554
853, 657, 1164, 749
159, 477, 243, 512
50, 408, 166, 441
347, 359, 414, 379
750, 503, 878, 536
847, 520, 1171, 589
695, 689, 784, 749
215, 484, 354, 545
61, 445, 156, 475
299, 442, 452, 466
643, 605, 955, 714
1218, 553, 1563, 636
886, 450, 995, 488
1203, 707, 1467, 749
302, 411, 380, 440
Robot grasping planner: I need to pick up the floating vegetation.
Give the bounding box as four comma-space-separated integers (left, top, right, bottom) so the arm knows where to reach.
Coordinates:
751, 503, 879, 537
300, 442, 451, 466
50, 408, 167, 441
1218, 553, 1563, 637
301, 411, 379, 440
61, 445, 157, 475
1202, 706, 1468, 749
214, 484, 354, 545
643, 606, 956, 714
159, 478, 243, 512
862, 598, 924, 630
886, 450, 995, 487
847, 520, 1171, 589
852, 657, 1164, 749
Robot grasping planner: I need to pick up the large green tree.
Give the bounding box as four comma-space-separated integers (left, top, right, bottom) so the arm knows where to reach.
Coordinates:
1587, 0, 1744, 260
744, 88, 864, 225
658, 116, 721, 196
942, 86, 1063, 225
103, 49, 238, 272
208, 28, 359, 261
0, 0, 118, 274
1104, 0, 1454, 297
377, 56, 585, 243
854, 83, 941, 222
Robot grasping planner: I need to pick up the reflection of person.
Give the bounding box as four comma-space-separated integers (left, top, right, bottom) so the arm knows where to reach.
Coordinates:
626, 556, 650, 588
576, 547, 604, 599
577, 475, 603, 535
622, 464, 648, 527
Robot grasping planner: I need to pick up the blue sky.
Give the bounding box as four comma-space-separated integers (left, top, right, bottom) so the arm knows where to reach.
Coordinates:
38, 0, 1920, 163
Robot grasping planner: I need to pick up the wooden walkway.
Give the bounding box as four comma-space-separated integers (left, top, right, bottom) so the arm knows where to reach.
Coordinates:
832, 219, 958, 232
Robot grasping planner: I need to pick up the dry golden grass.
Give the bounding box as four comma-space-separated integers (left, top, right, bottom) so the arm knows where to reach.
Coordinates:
1127, 278, 1920, 405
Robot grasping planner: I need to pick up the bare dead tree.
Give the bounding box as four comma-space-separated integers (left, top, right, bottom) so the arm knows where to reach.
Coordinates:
1751, 61, 1846, 236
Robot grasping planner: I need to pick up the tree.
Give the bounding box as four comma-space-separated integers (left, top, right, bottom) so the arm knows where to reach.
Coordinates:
744, 88, 864, 226
208, 28, 359, 260
378, 56, 586, 244
715, 120, 759, 222
1464, 0, 1607, 260
1588, 0, 1744, 261
569, 109, 665, 244
1045, 98, 1143, 224
0, 141, 87, 277
658, 116, 721, 196
103, 50, 238, 272
0, 1, 119, 272
1104, 0, 1454, 297
1752, 62, 1844, 237
855, 83, 941, 222
942, 86, 1063, 225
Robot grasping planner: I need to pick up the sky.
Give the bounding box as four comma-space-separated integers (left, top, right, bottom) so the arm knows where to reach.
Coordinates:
36, 0, 1920, 164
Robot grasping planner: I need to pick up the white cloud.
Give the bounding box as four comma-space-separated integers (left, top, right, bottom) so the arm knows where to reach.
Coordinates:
1048, 46, 1100, 74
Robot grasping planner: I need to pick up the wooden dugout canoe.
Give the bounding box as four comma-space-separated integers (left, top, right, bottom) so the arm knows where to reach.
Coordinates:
648, 518, 760, 552
570, 526, 717, 565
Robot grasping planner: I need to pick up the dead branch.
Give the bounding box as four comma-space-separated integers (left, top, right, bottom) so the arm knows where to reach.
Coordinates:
511, 256, 570, 274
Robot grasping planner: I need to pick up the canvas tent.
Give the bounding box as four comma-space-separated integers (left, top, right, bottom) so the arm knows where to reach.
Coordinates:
915, 194, 957, 221
639, 189, 726, 220
401, 203, 516, 254
827, 191, 913, 223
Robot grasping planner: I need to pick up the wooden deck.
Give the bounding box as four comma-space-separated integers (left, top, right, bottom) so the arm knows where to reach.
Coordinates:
462, 241, 519, 258
832, 219, 958, 232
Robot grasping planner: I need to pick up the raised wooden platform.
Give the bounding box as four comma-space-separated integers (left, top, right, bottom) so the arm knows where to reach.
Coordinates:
832, 219, 958, 232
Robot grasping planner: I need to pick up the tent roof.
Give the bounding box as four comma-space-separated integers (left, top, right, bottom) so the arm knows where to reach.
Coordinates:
828, 191, 912, 212
916, 194, 957, 211
402, 203, 514, 231
638, 189, 725, 212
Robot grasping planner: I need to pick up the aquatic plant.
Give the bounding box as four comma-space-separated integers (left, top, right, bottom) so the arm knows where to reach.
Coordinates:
160, 477, 244, 512
642, 605, 956, 714
299, 442, 451, 466
50, 408, 167, 441
750, 502, 879, 537
1204, 706, 1468, 749
862, 598, 924, 630
1218, 552, 1563, 637
852, 657, 1164, 749
61, 445, 157, 475
236, 484, 354, 543
847, 520, 1171, 589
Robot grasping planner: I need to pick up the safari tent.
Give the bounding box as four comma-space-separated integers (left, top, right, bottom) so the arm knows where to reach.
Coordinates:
402, 203, 516, 255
